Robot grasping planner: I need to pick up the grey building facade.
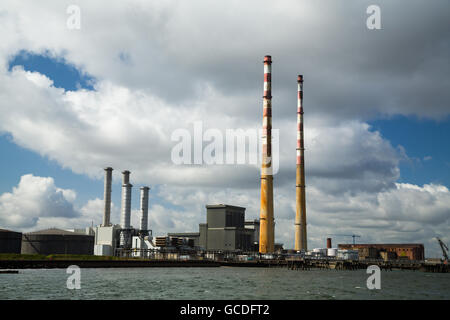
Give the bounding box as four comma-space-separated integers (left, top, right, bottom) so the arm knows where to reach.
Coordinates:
204, 204, 252, 251
169, 204, 256, 252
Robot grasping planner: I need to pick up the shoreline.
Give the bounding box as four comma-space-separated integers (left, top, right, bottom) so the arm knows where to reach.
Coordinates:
0, 258, 448, 273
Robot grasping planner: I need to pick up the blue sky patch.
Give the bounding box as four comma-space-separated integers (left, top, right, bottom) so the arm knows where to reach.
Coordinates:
8, 50, 95, 91
369, 115, 450, 188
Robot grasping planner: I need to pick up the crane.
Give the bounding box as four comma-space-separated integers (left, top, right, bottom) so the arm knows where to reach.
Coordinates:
328, 234, 361, 245
436, 237, 448, 263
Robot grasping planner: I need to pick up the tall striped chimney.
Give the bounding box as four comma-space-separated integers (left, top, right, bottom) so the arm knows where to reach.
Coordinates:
120, 170, 132, 248
259, 55, 275, 253
102, 167, 113, 227
139, 186, 150, 236
295, 75, 307, 251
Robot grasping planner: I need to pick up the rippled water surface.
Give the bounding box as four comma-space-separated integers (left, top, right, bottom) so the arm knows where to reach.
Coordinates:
1, 267, 449, 300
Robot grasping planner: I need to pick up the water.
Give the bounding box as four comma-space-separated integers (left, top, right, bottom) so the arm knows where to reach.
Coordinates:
0, 267, 449, 300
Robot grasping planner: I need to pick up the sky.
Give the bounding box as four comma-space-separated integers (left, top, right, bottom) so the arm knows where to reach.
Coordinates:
0, 0, 449, 257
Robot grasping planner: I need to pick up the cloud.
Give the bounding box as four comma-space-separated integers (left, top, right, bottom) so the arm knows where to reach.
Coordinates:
0, 175, 125, 232
0, 0, 449, 120
0, 66, 405, 192
0, 174, 78, 229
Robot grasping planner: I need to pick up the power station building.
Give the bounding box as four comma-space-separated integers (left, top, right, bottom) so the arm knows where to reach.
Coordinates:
169, 204, 257, 252
94, 167, 152, 256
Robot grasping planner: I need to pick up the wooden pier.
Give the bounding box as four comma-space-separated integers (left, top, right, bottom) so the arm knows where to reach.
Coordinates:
0, 256, 448, 273
220, 258, 449, 273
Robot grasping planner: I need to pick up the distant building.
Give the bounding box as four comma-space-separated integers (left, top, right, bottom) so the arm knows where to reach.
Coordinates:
337, 249, 359, 261
94, 225, 121, 256
168, 204, 257, 252
338, 243, 425, 261
0, 229, 22, 254
21, 228, 94, 255
245, 219, 260, 252
167, 232, 201, 247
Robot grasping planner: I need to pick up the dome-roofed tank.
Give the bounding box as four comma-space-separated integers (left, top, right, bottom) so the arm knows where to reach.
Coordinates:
0, 229, 22, 253
21, 228, 94, 255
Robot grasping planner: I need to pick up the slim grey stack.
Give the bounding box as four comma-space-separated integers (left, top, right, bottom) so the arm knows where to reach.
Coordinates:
120, 170, 132, 248
139, 186, 150, 236
102, 167, 113, 227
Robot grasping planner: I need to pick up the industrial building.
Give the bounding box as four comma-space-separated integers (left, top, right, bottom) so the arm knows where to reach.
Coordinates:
94, 224, 121, 256
338, 244, 425, 261
0, 229, 22, 254
21, 228, 94, 255
169, 204, 257, 252
167, 232, 202, 247
204, 204, 254, 251
94, 168, 153, 256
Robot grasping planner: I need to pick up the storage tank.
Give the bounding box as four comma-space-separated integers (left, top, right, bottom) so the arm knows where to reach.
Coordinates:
21, 228, 94, 255
327, 248, 338, 257
313, 248, 327, 256
0, 229, 22, 253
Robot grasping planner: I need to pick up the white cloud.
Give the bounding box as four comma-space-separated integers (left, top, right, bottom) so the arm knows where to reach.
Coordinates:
0, 1, 449, 119
0, 174, 78, 229
0, 175, 123, 232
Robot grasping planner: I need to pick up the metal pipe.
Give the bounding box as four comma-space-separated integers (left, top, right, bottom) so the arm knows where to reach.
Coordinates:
295, 75, 307, 251
102, 167, 113, 227
120, 170, 132, 248
139, 186, 150, 236
259, 55, 274, 254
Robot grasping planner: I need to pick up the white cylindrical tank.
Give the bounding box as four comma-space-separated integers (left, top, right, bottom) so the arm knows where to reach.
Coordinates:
327, 248, 337, 257
313, 248, 327, 256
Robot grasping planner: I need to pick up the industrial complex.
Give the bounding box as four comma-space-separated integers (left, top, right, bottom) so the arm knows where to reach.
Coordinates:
0, 55, 445, 268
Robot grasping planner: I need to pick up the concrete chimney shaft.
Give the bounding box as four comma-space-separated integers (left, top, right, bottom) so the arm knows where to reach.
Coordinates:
259, 55, 275, 254
120, 170, 132, 247
295, 75, 307, 251
140, 186, 150, 234
102, 167, 113, 227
